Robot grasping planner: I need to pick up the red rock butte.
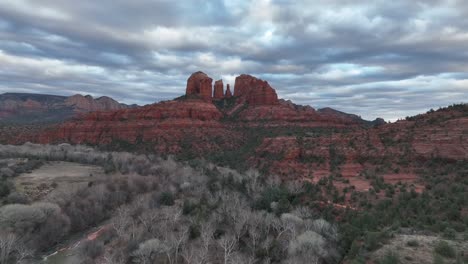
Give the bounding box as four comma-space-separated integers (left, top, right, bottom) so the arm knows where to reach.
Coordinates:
234, 74, 279, 105
185, 71, 279, 105
185, 71, 213, 101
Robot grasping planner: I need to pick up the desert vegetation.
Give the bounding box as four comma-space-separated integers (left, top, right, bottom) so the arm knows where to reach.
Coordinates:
0, 143, 342, 264
0, 143, 467, 263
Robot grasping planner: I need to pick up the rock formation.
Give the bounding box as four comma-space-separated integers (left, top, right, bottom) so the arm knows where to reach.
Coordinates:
225, 84, 232, 98
233, 74, 278, 105
2, 72, 467, 198
213, 80, 224, 99
185, 71, 213, 100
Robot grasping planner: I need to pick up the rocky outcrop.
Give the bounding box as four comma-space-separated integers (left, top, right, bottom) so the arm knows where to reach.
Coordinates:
233, 74, 278, 105
225, 84, 232, 98
184, 72, 278, 105
186, 71, 213, 100
213, 80, 224, 99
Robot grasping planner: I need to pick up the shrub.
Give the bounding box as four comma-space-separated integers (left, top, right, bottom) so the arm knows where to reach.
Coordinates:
159, 192, 175, 206
254, 186, 290, 213
0, 202, 70, 250
348, 240, 360, 258
434, 241, 456, 258
379, 251, 399, 264
5, 192, 30, 204
80, 240, 104, 259
433, 254, 444, 264
0, 204, 46, 235
132, 239, 168, 263
364, 232, 387, 251
350, 257, 366, 264
288, 231, 327, 261
406, 239, 419, 247
443, 228, 456, 239
0, 180, 13, 198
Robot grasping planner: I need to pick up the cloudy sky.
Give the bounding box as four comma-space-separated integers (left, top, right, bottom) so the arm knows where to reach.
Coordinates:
0, 0, 467, 121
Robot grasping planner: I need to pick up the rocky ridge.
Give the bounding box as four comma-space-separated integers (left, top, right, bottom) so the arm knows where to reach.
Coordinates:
0, 93, 131, 124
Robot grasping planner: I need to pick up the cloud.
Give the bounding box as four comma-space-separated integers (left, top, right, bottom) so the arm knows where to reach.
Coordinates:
0, 0, 467, 120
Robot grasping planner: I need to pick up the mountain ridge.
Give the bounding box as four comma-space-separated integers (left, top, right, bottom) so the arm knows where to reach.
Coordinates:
0, 92, 134, 124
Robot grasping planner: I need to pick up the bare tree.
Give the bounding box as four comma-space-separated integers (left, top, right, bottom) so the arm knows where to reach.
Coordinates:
199, 220, 215, 261
231, 252, 256, 264
131, 239, 168, 264
217, 233, 238, 264
165, 226, 188, 264
246, 210, 267, 257
138, 209, 159, 235
102, 251, 125, 264
0, 232, 16, 264
112, 207, 131, 238
14, 242, 33, 264
285, 180, 304, 196
181, 243, 205, 264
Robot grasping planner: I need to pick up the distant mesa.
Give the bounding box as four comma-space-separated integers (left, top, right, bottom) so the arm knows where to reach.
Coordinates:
185, 71, 279, 105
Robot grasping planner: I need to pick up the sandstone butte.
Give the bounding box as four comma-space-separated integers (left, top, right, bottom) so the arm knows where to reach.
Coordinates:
2, 72, 467, 194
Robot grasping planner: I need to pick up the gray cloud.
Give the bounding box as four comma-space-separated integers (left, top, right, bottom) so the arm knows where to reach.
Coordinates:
0, 0, 467, 121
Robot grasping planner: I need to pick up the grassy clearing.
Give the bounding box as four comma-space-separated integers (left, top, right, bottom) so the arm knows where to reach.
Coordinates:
15, 161, 107, 200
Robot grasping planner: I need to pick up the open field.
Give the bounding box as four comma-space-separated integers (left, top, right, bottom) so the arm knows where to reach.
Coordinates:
15, 161, 106, 200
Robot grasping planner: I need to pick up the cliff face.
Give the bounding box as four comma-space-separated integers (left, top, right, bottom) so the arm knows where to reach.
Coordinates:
36, 99, 238, 154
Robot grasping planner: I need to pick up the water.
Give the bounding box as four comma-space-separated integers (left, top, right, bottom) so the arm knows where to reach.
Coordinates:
40, 225, 107, 264
42, 251, 81, 264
